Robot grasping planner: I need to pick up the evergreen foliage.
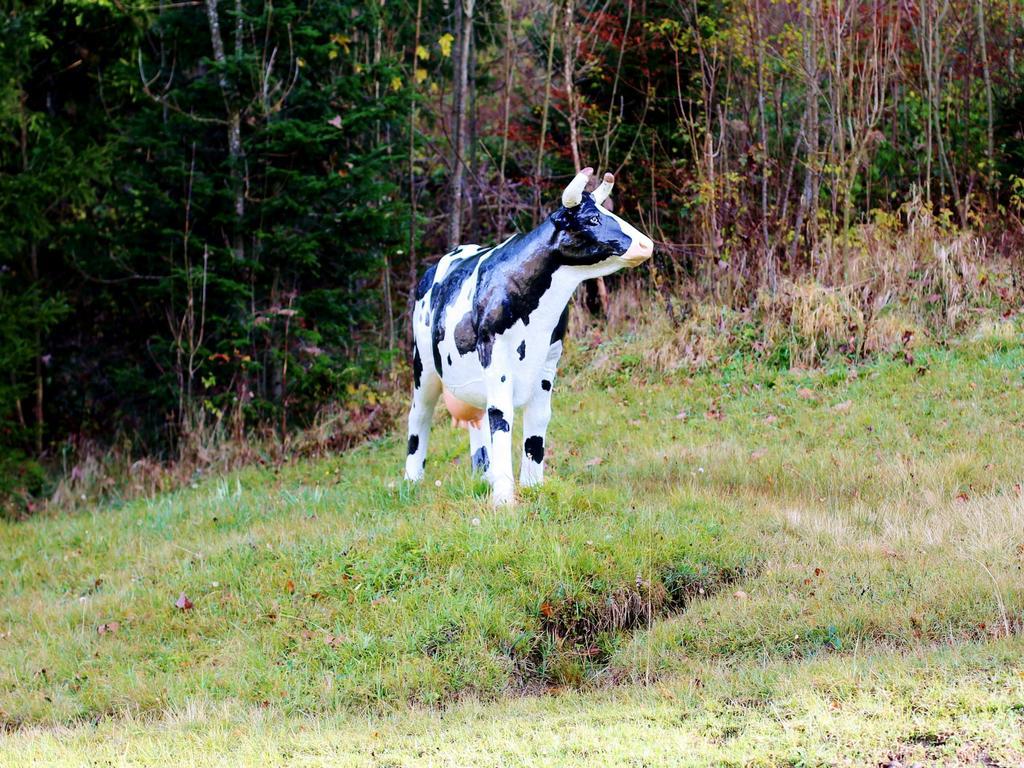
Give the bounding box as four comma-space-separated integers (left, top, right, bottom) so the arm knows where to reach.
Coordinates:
1, 0, 1022, 506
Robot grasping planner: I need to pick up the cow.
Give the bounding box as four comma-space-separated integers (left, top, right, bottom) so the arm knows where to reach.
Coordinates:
405, 166, 654, 505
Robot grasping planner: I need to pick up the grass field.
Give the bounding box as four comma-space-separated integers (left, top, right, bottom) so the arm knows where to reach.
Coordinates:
2, 320, 1023, 766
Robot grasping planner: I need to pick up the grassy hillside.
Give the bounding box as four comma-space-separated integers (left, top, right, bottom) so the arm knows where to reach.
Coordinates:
2, 320, 1024, 765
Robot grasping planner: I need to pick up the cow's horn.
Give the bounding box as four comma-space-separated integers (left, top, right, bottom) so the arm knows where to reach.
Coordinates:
592, 172, 614, 206
561, 167, 593, 208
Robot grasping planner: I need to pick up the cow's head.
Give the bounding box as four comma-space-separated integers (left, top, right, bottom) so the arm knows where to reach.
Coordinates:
549, 167, 654, 272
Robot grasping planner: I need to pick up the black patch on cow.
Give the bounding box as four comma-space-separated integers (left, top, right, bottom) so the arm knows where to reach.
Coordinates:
472, 446, 489, 473
407, 435, 419, 455
415, 263, 438, 301
431, 322, 446, 375
500, 375, 506, 382
541, 379, 552, 391
524, 436, 545, 464
488, 407, 510, 434
470, 234, 558, 368
517, 340, 526, 360
447, 354, 452, 367
412, 346, 423, 389
550, 306, 570, 345
429, 250, 491, 375
454, 310, 477, 356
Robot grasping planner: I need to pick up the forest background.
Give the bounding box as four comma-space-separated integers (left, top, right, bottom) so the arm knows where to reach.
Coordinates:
2, 0, 1023, 513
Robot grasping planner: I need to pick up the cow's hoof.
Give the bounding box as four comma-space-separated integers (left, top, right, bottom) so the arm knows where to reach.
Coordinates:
519, 469, 543, 487
491, 482, 516, 507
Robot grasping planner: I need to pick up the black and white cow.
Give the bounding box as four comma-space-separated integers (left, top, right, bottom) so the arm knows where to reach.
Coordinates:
405, 166, 654, 505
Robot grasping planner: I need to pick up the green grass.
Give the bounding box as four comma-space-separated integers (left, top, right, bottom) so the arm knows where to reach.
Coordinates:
2, 326, 1023, 765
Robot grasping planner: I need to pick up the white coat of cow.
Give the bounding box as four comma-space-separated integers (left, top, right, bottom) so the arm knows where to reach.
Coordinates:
405, 167, 654, 505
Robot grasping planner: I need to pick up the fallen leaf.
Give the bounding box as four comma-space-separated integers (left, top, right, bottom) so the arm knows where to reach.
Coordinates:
764, 414, 778, 424
705, 408, 724, 421
540, 602, 555, 618
97, 621, 120, 636
585, 457, 603, 467
955, 491, 970, 503
797, 387, 815, 400
832, 399, 853, 413
674, 410, 689, 421
175, 592, 193, 611
285, 579, 295, 594
733, 590, 748, 600
750, 448, 767, 461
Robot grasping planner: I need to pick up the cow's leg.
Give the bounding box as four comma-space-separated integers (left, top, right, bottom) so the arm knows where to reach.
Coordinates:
404, 365, 442, 482
519, 343, 562, 487
483, 365, 515, 506
468, 423, 490, 478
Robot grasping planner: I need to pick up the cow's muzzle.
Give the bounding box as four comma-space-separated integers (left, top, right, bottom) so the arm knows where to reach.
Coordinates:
621, 234, 654, 267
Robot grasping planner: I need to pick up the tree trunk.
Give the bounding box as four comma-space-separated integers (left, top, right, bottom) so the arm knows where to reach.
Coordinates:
976, 0, 994, 194
372, 0, 395, 351
468, 30, 480, 243
562, 0, 581, 172
753, 0, 776, 292
204, 0, 246, 261
497, 0, 515, 237
20, 94, 44, 454
407, 0, 423, 348
533, 3, 559, 225
32, 244, 43, 455
600, 0, 631, 171
447, 0, 474, 247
